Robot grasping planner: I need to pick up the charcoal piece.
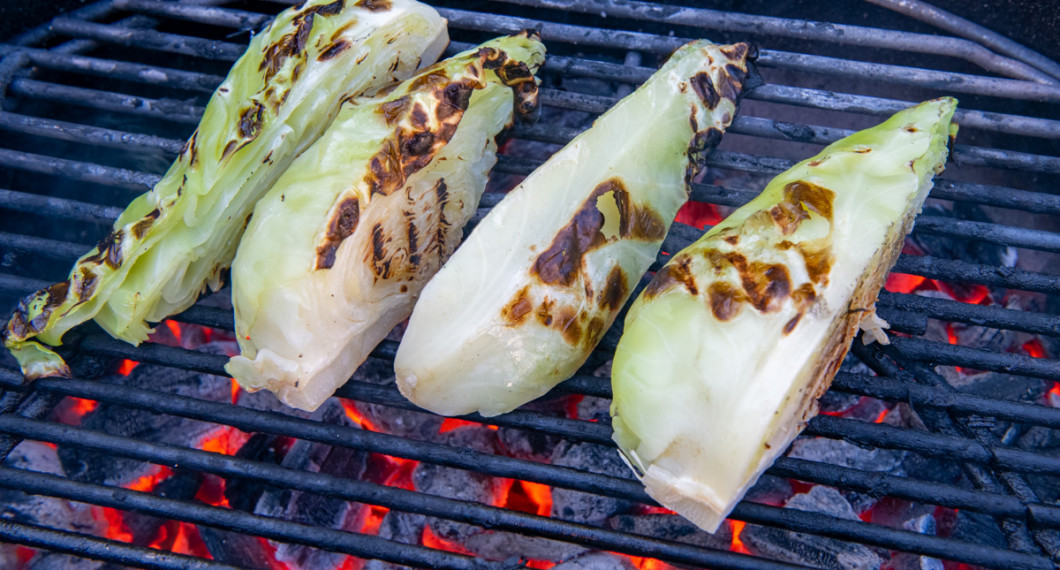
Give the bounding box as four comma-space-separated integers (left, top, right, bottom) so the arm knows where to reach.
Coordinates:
462, 531, 587, 565
25, 552, 103, 570
575, 395, 611, 423
359, 399, 443, 440
902, 513, 936, 535
950, 509, 1007, 550
254, 400, 370, 570
362, 511, 426, 570
741, 487, 882, 570
496, 425, 560, 461
549, 441, 633, 524
1018, 425, 1060, 451
413, 426, 501, 544
551, 551, 636, 570
819, 390, 862, 416
121, 469, 202, 546
57, 363, 231, 486
896, 451, 963, 486
786, 486, 860, 522
236, 387, 315, 417
1, 442, 99, 537
223, 433, 289, 512
606, 514, 732, 551
788, 437, 905, 474
198, 526, 280, 570
745, 474, 794, 506
882, 552, 944, 570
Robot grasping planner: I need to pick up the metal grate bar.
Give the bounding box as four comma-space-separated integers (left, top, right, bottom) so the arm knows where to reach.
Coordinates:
486, 0, 1053, 82
8, 78, 204, 124
0, 232, 95, 261
0, 420, 808, 570
913, 216, 1060, 254
0, 112, 183, 154
878, 291, 1060, 338
0, 147, 158, 191
49, 18, 245, 62
891, 336, 1060, 380
0, 189, 123, 224
0, 520, 240, 570
891, 255, 1060, 295
0, 465, 490, 570
114, 0, 272, 31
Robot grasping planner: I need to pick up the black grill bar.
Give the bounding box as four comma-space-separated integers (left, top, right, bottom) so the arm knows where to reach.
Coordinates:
0, 520, 240, 570
0, 112, 184, 154
49, 18, 245, 62
891, 337, 1060, 380
877, 292, 1060, 337
0, 420, 809, 570
8, 78, 204, 124
0, 466, 490, 570
0, 399, 1052, 570
488, 0, 1053, 82
0, 148, 157, 191
0, 188, 122, 224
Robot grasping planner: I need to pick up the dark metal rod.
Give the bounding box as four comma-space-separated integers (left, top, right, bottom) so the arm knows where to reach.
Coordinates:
0, 147, 158, 192
877, 291, 1060, 338
806, 414, 1060, 476
114, 0, 272, 31
892, 255, 1060, 295
435, 7, 1060, 103
0, 520, 239, 570
49, 17, 245, 62
0, 111, 183, 154
0, 231, 91, 261
865, 0, 1060, 82
9, 77, 204, 124
830, 371, 1060, 429
0, 45, 224, 93
0, 466, 488, 570
490, 0, 1053, 83
0, 188, 122, 224
891, 336, 1060, 380
0, 421, 805, 570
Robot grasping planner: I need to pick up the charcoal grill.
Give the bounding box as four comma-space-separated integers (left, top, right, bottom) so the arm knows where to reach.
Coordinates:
2, 0, 1060, 568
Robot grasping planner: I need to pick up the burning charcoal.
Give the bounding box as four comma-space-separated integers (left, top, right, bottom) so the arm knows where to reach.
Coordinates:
198, 527, 282, 570
362, 511, 426, 570
949, 509, 1007, 550
883, 553, 944, 570
346, 359, 444, 439
57, 363, 231, 486
745, 474, 794, 506
223, 433, 290, 512
741, 486, 883, 570
413, 426, 501, 544
549, 441, 633, 524
496, 424, 561, 462
549, 551, 637, 569
254, 400, 370, 569
1, 442, 101, 568
788, 437, 906, 474
121, 469, 202, 546
606, 514, 732, 551
461, 531, 587, 565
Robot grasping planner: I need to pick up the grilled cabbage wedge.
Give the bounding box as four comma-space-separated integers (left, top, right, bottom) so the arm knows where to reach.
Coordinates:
225, 34, 546, 412
3, 0, 447, 379
394, 41, 759, 417
610, 97, 958, 533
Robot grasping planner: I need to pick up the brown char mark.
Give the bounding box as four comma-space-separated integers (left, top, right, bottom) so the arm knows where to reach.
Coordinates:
379, 96, 410, 125
406, 213, 420, 268
532, 184, 610, 287
501, 286, 533, 325
690, 72, 721, 109
131, 208, 161, 240
369, 223, 392, 278
708, 281, 744, 321
598, 266, 628, 312
355, 0, 391, 10
76, 266, 98, 302
238, 101, 266, 140
685, 128, 724, 184
308, 0, 344, 16
644, 255, 698, 299
317, 39, 350, 61
85, 230, 124, 269
740, 262, 791, 313
314, 197, 360, 270
259, 11, 315, 82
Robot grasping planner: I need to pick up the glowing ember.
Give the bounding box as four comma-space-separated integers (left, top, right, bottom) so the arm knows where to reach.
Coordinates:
874, 407, 890, 424
500, 479, 553, 517
197, 426, 250, 456
117, 359, 139, 376
624, 554, 674, 570
884, 272, 926, 294
1047, 383, 1060, 408
439, 418, 497, 433
68, 397, 98, 417
634, 504, 676, 515
944, 323, 967, 375
165, 320, 183, 343
1022, 339, 1047, 359
229, 378, 241, 404
15, 546, 35, 565
729, 520, 751, 555
340, 399, 383, 432
422, 524, 475, 555
523, 559, 556, 569
674, 200, 721, 229
361, 505, 390, 535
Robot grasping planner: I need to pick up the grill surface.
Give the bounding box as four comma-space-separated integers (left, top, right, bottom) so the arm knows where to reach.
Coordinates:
1, 1, 1060, 569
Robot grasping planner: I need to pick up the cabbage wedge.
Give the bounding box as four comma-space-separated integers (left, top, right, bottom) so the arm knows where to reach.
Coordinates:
610, 97, 958, 533
3, 0, 447, 379
395, 41, 759, 417
225, 33, 546, 412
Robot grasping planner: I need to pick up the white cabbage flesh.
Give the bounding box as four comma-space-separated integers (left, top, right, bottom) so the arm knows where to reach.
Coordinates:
226, 34, 546, 412
395, 41, 759, 417
610, 97, 958, 533
4, 0, 447, 379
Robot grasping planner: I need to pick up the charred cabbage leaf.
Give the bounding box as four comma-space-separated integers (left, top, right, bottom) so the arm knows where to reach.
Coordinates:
3, 0, 448, 379
610, 97, 958, 533
225, 33, 546, 412
394, 41, 759, 417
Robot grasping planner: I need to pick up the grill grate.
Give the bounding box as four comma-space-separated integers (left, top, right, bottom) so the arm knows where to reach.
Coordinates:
1, 0, 1060, 569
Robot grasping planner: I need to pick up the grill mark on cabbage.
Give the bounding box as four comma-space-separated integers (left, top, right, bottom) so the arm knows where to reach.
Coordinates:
318, 39, 350, 61
369, 223, 392, 278
131, 209, 161, 240
76, 267, 98, 303
355, 0, 390, 10
85, 230, 124, 269
238, 101, 266, 140
308, 0, 345, 16
315, 197, 360, 269
599, 266, 628, 312
259, 12, 315, 83
644, 255, 697, 299
406, 213, 420, 268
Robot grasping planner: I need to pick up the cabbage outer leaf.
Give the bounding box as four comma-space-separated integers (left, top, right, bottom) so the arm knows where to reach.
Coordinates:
225, 33, 546, 412
3, 0, 447, 379
610, 97, 958, 533
395, 41, 758, 417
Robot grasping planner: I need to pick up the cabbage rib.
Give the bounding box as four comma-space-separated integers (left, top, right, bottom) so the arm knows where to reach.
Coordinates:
610, 97, 958, 533
3, 0, 447, 379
